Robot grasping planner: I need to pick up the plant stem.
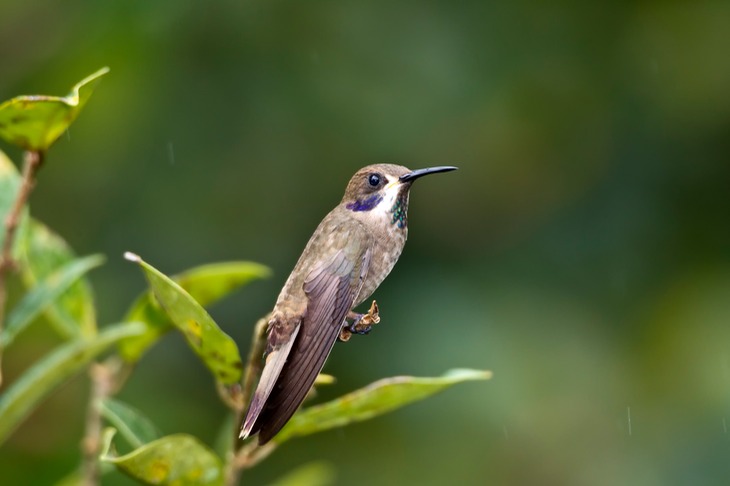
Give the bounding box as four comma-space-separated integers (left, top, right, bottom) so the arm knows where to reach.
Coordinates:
223, 316, 269, 486
240, 316, 269, 416
0, 149, 44, 386
234, 442, 276, 469
81, 360, 117, 486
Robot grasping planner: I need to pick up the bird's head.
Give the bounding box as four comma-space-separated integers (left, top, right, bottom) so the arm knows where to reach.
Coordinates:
341, 164, 457, 229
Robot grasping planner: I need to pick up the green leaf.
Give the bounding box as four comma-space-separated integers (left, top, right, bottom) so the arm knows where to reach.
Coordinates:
100, 398, 161, 449
0, 149, 28, 260
119, 261, 270, 363
1, 254, 104, 347
269, 461, 336, 486
0, 67, 109, 151
101, 432, 223, 486
175, 261, 271, 305
274, 368, 492, 444
124, 253, 243, 385
19, 219, 98, 338
52, 470, 82, 486
0, 321, 145, 445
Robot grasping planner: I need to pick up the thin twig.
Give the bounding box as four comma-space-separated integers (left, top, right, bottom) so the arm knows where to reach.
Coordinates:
240, 316, 269, 414
0, 150, 44, 386
81, 361, 116, 486
79, 356, 128, 486
223, 316, 269, 486
216, 381, 244, 412
234, 441, 276, 469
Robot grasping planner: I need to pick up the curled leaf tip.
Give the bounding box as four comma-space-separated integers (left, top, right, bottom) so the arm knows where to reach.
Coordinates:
99, 427, 118, 460
124, 252, 141, 263
0, 67, 110, 150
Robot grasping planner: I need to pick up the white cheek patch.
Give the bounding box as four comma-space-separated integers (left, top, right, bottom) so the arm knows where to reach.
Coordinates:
375, 180, 401, 216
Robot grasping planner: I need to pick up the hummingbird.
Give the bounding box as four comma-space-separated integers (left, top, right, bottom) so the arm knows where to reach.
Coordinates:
240, 164, 457, 444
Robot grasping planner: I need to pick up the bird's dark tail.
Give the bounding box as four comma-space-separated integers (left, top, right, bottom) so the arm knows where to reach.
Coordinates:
240, 325, 299, 440
253, 318, 342, 444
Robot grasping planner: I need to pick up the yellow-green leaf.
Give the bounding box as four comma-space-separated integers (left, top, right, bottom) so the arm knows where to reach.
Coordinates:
124, 252, 243, 385
119, 261, 270, 363
275, 368, 492, 444
176, 261, 270, 305
19, 219, 98, 338
101, 432, 223, 486
1, 254, 104, 347
0, 67, 109, 151
0, 321, 145, 445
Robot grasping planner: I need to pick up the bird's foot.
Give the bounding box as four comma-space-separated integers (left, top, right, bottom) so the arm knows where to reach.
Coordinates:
339, 300, 380, 342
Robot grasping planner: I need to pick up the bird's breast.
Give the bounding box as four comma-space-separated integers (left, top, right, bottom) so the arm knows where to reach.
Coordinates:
354, 222, 407, 306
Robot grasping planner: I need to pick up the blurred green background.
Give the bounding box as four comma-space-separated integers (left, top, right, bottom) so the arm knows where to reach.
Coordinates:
2, 1, 730, 484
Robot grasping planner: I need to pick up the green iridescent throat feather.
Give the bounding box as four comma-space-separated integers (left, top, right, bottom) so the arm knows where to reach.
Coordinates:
390, 195, 408, 229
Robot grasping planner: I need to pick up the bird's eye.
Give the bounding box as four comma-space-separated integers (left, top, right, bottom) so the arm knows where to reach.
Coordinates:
368, 173, 381, 187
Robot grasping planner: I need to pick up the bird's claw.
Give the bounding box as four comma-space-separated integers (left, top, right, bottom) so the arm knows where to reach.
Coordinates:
339, 300, 380, 342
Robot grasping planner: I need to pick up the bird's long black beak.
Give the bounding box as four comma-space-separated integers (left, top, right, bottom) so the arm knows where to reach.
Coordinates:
399, 166, 458, 183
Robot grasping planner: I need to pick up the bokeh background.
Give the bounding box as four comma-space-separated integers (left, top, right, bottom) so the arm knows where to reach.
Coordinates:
2, 1, 730, 484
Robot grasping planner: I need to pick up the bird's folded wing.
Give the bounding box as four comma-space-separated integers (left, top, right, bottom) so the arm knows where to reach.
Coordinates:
256, 237, 371, 443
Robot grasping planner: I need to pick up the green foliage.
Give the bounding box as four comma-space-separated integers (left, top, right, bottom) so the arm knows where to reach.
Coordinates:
1, 151, 99, 339
95, 365, 489, 483
119, 261, 270, 363
100, 398, 161, 449
0, 68, 109, 151
20, 219, 100, 338
0, 322, 145, 444
1, 254, 104, 347
124, 252, 245, 386
0, 70, 489, 486
101, 431, 224, 486
275, 369, 492, 444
